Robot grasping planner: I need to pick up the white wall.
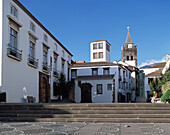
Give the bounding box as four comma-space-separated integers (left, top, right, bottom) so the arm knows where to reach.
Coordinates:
75, 79, 114, 103
0, 0, 3, 89
2, 0, 72, 102
73, 64, 132, 103
90, 41, 110, 62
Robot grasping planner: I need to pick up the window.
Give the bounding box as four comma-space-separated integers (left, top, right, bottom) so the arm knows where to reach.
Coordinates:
93, 53, 97, 59
127, 56, 129, 60
71, 70, 77, 78
131, 56, 133, 60
29, 41, 35, 59
54, 58, 57, 69
10, 28, 17, 50
92, 68, 98, 75
62, 50, 65, 57
103, 68, 109, 75
97, 84, 102, 94
30, 22, 35, 32
93, 44, 97, 50
43, 34, 48, 42
62, 59, 65, 73
107, 84, 112, 90
148, 78, 153, 84
99, 43, 103, 49
106, 44, 110, 52
43, 50, 47, 64
99, 52, 103, 58
11, 5, 17, 17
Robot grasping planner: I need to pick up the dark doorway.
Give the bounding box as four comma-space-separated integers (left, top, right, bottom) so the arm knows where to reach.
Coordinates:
39, 72, 50, 103
80, 83, 92, 103
39, 77, 47, 103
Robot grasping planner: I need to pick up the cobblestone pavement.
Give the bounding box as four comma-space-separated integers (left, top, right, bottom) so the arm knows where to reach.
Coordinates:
0, 122, 170, 135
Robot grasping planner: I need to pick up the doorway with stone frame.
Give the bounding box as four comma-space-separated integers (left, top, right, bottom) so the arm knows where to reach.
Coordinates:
39, 72, 50, 103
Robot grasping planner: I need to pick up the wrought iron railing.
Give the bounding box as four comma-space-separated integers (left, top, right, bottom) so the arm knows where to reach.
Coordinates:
28, 55, 38, 68
53, 68, 59, 77
7, 44, 22, 60
42, 62, 50, 73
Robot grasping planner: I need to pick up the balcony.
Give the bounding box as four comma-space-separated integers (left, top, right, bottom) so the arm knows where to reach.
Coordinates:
28, 55, 38, 68
42, 62, 50, 73
7, 45, 22, 61
53, 68, 59, 77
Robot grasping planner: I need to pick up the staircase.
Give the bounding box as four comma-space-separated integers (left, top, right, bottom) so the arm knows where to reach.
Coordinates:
0, 103, 170, 123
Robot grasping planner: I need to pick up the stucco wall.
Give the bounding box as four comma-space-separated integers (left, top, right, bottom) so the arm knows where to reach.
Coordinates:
1, 0, 72, 102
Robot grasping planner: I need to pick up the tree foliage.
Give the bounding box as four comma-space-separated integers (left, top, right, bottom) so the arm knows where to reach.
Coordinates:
54, 72, 74, 100
161, 89, 170, 102
149, 69, 170, 98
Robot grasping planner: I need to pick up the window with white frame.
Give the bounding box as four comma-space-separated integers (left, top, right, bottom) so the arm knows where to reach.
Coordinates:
43, 34, 48, 42
103, 68, 109, 75
92, 68, 98, 75
99, 43, 103, 49
93, 53, 97, 59
29, 41, 35, 59
30, 22, 35, 32
10, 28, 17, 50
43, 46, 48, 64
62, 59, 65, 73
97, 84, 103, 94
62, 50, 65, 57
11, 5, 17, 17
98, 52, 103, 58
107, 84, 112, 90
106, 44, 110, 52
93, 44, 97, 50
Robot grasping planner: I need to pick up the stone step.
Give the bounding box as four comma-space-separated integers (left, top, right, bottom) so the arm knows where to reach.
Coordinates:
1, 109, 170, 114
1, 113, 170, 119
0, 103, 170, 108
0, 117, 170, 123
1, 106, 170, 110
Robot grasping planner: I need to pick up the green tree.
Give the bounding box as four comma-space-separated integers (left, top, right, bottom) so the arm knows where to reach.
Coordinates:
54, 72, 74, 100
149, 68, 170, 98
149, 78, 162, 97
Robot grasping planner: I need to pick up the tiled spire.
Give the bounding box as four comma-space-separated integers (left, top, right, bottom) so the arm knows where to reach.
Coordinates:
125, 27, 133, 44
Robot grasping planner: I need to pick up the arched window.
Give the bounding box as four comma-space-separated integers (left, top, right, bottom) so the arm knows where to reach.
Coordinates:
11, 5, 17, 17
127, 56, 129, 60
131, 56, 133, 60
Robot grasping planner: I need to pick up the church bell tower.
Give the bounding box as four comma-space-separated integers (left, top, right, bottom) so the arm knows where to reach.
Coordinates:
121, 27, 137, 67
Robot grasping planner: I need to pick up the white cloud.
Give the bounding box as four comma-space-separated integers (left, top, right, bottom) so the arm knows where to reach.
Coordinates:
139, 56, 166, 68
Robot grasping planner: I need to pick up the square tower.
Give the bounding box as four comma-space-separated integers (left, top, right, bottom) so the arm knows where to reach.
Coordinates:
90, 40, 111, 62
121, 30, 137, 67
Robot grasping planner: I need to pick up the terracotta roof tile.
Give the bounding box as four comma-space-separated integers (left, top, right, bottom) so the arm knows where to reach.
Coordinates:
147, 62, 166, 69
146, 70, 162, 77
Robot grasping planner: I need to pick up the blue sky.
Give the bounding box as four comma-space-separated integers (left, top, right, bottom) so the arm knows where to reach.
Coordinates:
19, 0, 170, 67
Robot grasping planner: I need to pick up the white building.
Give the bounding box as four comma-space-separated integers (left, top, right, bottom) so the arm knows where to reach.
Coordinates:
140, 62, 166, 101
0, 0, 73, 103
72, 40, 132, 103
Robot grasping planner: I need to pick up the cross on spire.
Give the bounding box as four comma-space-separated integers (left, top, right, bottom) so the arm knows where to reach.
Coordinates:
127, 26, 130, 32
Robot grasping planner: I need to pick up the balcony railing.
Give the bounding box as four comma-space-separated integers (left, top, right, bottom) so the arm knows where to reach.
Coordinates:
53, 68, 59, 77
42, 62, 50, 73
7, 44, 22, 61
28, 55, 38, 68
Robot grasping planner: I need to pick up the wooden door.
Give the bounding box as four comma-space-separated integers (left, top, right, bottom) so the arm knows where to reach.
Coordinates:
40, 77, 47, 103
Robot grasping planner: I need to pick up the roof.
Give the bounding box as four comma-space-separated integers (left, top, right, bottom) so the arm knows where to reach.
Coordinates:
125, 31, 133, 44
146, 70, 162, 77
90, 40, 111, 46
76, 75, 114, 80
146, 62, 166, 69
13, 0, 73, 56
72, 62, 118, 68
